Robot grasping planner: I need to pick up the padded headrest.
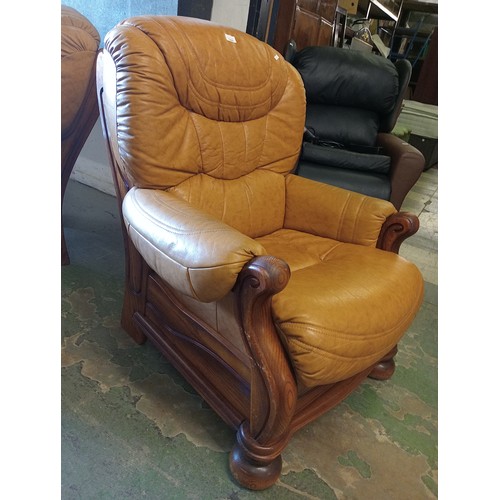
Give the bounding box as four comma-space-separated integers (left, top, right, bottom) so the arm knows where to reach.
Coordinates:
61, 5, 100, 57
108, 16, 290, 123
61, 5, 100, 135
101, 16, 306, 187
293, 46, 399, 116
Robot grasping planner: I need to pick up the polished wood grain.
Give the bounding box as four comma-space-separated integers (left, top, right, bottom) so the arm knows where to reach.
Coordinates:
377, 211, 420, 253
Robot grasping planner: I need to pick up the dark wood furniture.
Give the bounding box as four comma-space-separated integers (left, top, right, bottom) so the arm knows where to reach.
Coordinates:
272, 0, 349, 54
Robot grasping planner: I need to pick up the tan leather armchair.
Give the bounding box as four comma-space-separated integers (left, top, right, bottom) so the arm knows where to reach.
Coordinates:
61, 5, 100, 265
97, 16, 424, 490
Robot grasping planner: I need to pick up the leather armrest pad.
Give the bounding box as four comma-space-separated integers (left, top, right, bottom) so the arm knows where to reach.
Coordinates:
123, 187, 266, 302
284, 174, 397, 246
377, 133, 425, 209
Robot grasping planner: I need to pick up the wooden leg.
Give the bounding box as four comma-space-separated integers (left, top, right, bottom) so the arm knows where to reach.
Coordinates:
229, 422, 285, 490
369, 345, 398, 380
62, 227, 70, 266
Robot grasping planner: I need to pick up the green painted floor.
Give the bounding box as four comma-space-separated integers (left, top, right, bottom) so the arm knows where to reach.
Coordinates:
62, 168, 438, 499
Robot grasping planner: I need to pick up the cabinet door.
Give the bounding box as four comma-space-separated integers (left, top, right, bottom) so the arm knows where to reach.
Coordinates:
292, 0, 338, 51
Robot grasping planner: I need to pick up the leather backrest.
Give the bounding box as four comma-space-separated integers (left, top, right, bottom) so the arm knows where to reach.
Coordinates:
101, 16, 306, 237
292, 46, 401, 145
293, 46, 399, 113
380, 59, 412, 132
61, 5, 100, 136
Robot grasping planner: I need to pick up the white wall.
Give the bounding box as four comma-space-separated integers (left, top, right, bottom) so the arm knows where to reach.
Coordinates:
210, 0, 250, 31
71, 121, 115, 196
71, 0, 251, 195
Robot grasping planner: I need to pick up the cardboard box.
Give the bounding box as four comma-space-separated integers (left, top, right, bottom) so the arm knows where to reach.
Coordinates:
350, 37, 372, 52
338, 0, 359, 15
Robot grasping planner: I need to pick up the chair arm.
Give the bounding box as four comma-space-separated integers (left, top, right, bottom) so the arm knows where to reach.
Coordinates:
122, 187, 266, 303
284, 174, 397, 246
377, 133, 425, 210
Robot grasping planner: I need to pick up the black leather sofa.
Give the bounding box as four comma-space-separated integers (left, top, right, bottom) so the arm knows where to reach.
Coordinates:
289, 45, 425, 210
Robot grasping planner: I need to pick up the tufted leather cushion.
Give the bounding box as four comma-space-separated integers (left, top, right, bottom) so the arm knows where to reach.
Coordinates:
61, 5, 100, 137
256, 229, 423, 386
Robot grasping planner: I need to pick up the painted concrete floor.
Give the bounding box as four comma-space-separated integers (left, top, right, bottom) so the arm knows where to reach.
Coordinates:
61, 167, 438, 499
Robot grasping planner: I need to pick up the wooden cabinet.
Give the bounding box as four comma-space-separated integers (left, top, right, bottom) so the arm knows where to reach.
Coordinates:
272, 0, 349, 54
292, 0, 338, 50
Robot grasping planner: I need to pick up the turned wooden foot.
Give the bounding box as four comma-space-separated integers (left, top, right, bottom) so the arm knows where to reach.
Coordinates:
369, 345, 398, 380
229, 423, 284, 490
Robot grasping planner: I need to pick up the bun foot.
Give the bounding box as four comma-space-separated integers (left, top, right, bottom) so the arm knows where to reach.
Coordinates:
369, 345, 398, 380
229, 423, 283, 490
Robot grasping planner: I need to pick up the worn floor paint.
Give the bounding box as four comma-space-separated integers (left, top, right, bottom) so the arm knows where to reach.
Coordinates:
62, 168, 438, 499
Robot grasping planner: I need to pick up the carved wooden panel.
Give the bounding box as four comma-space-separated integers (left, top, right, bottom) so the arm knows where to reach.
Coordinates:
292, 0, 338, 51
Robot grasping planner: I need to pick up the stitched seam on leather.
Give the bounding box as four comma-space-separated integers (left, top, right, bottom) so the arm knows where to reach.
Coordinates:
278, 300, 418, 339
258, 150, 300, 170
130, 190, 239, 236
288, 338, 389, 361
256, 114, 268, 168
185, 269, 202, 301
351, 197, 365, 242
184, 37, 274, 112
337, 192, 351, 241
187, 81, 274, 111
318, 241, 343, 261
217, 121, 226, 179
127, 224, 200, 300
188, 114, 205, 174
130, 222, 251, 271
182, 34, 272, 92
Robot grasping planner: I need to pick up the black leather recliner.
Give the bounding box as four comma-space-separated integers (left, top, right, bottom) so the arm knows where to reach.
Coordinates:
288, 46, 425, 210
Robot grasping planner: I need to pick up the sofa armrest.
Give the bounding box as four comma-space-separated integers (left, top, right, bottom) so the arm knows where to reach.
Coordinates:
284, 174, 397, 246
377, 133, 425, 210
123, 187, 266, 303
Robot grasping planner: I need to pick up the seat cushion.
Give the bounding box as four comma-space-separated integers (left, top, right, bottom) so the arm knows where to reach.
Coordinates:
305, 104, 380, 148
301, 142, 391, 174
297, 160, 392, 201
255, 229, 424, 387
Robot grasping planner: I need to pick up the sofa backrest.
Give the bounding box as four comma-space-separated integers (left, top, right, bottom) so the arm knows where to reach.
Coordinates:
61, 5, 100, 136
101, 16, 306, 238
292, 46, 405, 146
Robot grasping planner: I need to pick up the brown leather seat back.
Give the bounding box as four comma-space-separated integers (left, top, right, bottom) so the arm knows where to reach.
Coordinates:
61, 5, 100, 137
102, 16, 306, 237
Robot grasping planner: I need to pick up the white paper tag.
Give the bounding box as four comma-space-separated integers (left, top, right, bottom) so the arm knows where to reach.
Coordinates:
225, 34, 237, 43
